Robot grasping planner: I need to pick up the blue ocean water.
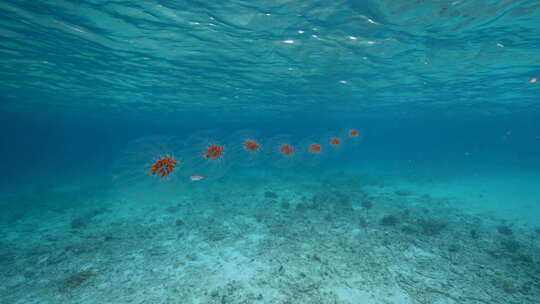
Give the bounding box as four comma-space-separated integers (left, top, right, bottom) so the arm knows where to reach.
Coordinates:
1, 1, 540, 303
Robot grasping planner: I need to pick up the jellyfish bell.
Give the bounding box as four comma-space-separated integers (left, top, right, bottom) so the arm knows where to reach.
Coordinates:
349, 129, 359, 137
310, 143, 321, 153
179, 130, 233, 181
204, 145, 224, 159
266, 134, 301, 168
227, 129, 265, 167
280, 145, 294, 156
148, 155, 179, 178
343, 128, 364, 146
323, 132, 343, 151
330, 137, 342, 147
317, 131, 347, 160
111, 135, 189, 200
245, 140, 260, 152
113, 135, 186, 184
298, 136, 328, 166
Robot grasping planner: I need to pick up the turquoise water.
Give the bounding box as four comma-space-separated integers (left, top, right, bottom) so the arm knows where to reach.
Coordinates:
1, 1, 540, 303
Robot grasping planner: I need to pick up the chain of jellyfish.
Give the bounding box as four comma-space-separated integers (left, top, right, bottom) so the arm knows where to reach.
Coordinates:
148, 129, 360, 180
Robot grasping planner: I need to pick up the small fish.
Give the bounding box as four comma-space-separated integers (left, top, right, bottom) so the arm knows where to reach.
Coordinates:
189, 174, 207, 181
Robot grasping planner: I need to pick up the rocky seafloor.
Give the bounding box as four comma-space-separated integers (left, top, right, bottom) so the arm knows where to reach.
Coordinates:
1, 172, 539, 304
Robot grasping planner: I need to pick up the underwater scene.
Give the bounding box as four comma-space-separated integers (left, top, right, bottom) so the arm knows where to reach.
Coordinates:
1, 0, 540, 303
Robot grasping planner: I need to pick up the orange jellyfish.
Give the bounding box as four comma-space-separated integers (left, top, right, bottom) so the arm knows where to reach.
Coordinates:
349, 129, 359, 137
228, 130, 264, 168
205, 145, 224, 159
298, 136, 327, 166
279, 144, 295, 156
531, 77, 537, 84
149, 155, 178, 178
330, 137, 341, 146
245, 140, 260, 152
181, 131, 232, 181
268, 134, 299, 168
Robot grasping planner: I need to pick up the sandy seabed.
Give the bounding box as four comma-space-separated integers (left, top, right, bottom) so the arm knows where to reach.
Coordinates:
1, 169, 539, 304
